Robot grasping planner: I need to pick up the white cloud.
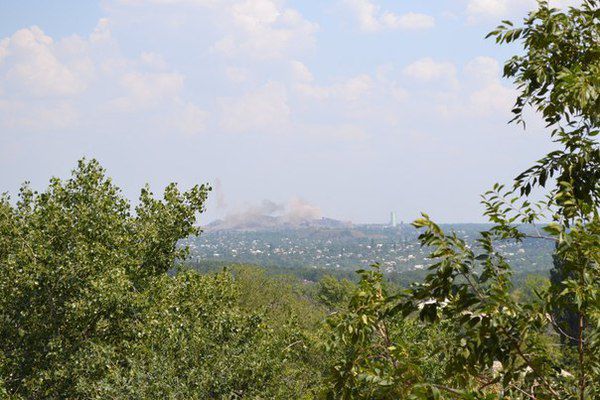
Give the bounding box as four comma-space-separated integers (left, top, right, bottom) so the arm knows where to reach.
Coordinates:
213, 0, 318, 59
115, 0, 219, 5
295, 73, 373, 102
0, 38, 8, 65
219, 81, 290, 133
551, 0, 583, 7
464, 56, 501, 84
289, 62, 412, 129
402, 58, 457, 85
365, 56, 514, 121
468, 82, 514, 116
466, 0, 582, 23
1, 27, 89, 98
466, 0, 509, 22
374, 63, 409, 102
344, 0, 379, 31
343, 0, 435, 32
0, 2, 523, 144
290, 60, 313, 82
140, 51, 168, 69
381, 12, 436, 30
390, 85, 409, 102
0, 99, 79, 131
109, 71, 184, 111
225, 66, 250, 83
435, 56, 514, 118
213, 36, 234, 54
301, 123, 369, 141
436, 83, 514, 119
335, 75, 373, 101
172, 101, 209, 135
90, 18, 112, 43
230, 0, 280, 28
0, 21, 208, 133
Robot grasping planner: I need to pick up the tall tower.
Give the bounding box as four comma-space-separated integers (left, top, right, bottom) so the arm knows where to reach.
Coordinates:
390, 211, 397, 228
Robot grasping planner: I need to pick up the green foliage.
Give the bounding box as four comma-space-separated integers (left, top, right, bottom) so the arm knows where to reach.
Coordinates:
1, 2, 598, 399
317, 275, 356, 309
75, 269, 325, 399
0, 159, 205, 397
550, 250, 580, 344
226, 265, 332, 397
512, 273, 550, 304
324, 1, 599, 398
190, 260, 361, 284
71, 271, 276, 399
0, 160, 327, 399
487, 0, 600, 128
0, 159, 210, 397
324, 267, 454, 399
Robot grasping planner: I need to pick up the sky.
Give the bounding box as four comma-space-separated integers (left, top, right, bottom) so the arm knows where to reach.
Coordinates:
0, 0, 580, 224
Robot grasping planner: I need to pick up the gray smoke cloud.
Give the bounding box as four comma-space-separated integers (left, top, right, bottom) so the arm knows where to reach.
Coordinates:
280, 197, 322, 223
212, 178, 227, 210
212, 197, 322, 230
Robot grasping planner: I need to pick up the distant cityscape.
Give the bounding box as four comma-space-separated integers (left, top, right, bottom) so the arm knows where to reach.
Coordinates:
186, 214, 554, 275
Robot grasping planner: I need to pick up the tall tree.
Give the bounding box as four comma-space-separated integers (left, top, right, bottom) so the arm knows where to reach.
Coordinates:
0, 160, 329, 399
0, 159, 211, 397
326, 1, 599, 398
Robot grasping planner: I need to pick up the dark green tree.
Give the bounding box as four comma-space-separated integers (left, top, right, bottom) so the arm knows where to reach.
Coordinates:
317, 274, 356, 309
550, 250, 580, 345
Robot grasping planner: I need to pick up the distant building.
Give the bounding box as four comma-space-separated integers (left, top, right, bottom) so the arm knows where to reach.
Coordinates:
390, 211, 397, 228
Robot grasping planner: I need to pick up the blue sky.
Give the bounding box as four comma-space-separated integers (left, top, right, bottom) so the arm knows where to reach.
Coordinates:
0, 0, 578, 223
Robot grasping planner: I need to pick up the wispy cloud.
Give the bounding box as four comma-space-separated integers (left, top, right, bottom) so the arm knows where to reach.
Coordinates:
342, 0, 435, 32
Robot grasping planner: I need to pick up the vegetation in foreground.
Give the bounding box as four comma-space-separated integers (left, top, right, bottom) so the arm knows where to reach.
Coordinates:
0, 1, 598, 399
